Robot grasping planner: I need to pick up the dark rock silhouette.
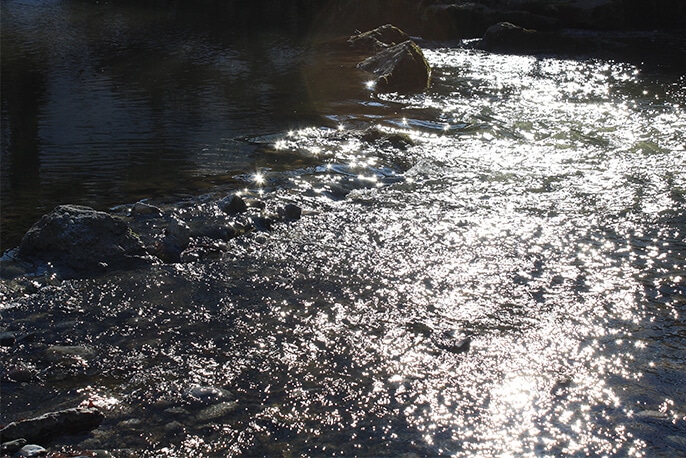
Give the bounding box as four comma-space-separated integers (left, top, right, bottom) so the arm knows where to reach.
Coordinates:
17, 205, 153, 274
0, 407, 104, 444
350, 25, 431, 93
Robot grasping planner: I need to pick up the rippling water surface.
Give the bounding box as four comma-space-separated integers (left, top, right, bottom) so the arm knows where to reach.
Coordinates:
2, 1, 686, 457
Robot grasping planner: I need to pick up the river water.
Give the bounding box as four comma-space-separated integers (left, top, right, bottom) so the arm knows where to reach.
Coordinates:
2, 1, 686, 457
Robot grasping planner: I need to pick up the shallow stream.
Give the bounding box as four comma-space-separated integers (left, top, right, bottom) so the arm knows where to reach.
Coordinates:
2, 1, 685, 456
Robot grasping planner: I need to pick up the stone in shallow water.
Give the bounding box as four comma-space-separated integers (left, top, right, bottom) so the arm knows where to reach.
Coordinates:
18, 444, 47, 457
218, 194, 248, 214
183, 385, 233, 405
280, 204, 302, 221
358, 40, 431, 93
196, 401, 239, 422
17, 205, 152, 274
0, 407, 104, 443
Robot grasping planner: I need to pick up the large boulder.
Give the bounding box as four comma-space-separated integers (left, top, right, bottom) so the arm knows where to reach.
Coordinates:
357, 39, 431, 93
17, 205, 153, 274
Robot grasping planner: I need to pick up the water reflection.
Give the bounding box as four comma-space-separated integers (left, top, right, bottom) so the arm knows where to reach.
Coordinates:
2, 2, 686, 457
1, 0, 341, 250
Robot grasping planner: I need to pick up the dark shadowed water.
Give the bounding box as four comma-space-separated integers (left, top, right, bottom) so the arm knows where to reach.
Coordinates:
1, 1, 685, 457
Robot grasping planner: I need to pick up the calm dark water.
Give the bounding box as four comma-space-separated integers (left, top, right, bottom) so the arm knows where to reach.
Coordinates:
1, 1, 686, 457
1, 0, 345, 251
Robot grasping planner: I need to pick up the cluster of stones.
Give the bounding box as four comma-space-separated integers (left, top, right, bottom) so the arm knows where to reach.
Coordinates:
8, 195, 302, 279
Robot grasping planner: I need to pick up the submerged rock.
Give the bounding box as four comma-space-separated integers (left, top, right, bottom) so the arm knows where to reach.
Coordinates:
183, 385, 233, 406
0, 407, 104, 443
17, 205, 153, 274
358, 39, 431, 93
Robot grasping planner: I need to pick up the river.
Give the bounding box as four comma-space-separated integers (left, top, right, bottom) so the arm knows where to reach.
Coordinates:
1, 1, 685, 457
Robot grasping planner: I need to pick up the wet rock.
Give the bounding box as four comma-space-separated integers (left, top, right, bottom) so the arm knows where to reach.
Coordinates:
358, 39, 431, 93
46, 345, 96, 362
0, 407, 104, 443
279, 204, 302, 221
164, 217, 191, 249
4, 365, 35, 383
348, 24, 411, 51
478, 22, 546, 54
17, 444, 47, 457
251, 215, 275, 232
0, 438, 27, 455
218, 194, 248, 214
0, 331, 17, 347
421, 2, 497, 40
131, 201, 163, 217
183, 385, 233, 406
196, 401, 239, 422
164, 421, 186, 436
196, 224, 238, 242
17, 205, 153, 275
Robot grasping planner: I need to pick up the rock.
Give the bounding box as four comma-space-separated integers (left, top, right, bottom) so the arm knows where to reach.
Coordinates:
131, 201, 163, 217
0, 438, 27, 455
478, 22, 546, 54
196, 401, 239, 422
218, 194, 248, 214
0, 407, 104, 443
4, 365, 34, 383
421, 2, 496, 40
17, 444, 47, 457
0, 331, 17, 347
280, 204, 302, 221
358, 40, 431, 93
46, 345, 96, 362
165, 217, 191, 249
183, 386, 233, 406
17, 205, 152, 275
348, 24, 411, 51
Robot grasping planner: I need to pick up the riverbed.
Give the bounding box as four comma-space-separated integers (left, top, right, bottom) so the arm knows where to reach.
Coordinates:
2, 1, 685, 457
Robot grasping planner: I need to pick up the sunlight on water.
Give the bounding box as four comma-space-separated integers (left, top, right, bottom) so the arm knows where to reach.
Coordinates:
2, 20, 685, 456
